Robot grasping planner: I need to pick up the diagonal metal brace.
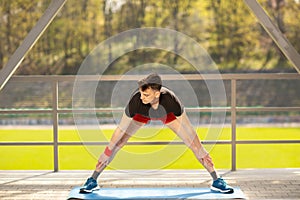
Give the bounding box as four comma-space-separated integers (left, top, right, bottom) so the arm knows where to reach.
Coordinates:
0, 0, 67, 91
244, 0, 300, 73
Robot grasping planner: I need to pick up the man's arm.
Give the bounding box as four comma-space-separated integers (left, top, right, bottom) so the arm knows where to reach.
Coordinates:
107, 114, 143, 150
96, 113, 144, 170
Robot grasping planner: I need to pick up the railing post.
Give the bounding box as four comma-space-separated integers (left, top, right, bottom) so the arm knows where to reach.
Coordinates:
231, 79, 237, 171
52, 80, 59, 172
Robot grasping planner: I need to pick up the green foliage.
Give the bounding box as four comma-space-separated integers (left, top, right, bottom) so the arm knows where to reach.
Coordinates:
0, 0, 299, 74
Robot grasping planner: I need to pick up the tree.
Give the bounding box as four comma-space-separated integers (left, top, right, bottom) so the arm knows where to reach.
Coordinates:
0, 0, 299, 74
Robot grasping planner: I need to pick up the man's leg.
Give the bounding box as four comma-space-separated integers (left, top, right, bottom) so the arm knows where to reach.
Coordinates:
166, 112, 234, 193
80, 114, 144, 193
166, 112, 215, 173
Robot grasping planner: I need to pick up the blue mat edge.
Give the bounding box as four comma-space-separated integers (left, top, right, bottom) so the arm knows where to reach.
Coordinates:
68, 186, 246, 200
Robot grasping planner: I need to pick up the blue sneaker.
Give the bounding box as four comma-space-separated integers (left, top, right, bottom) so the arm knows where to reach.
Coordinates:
211, 177, 234, 194
79, 177, 99, 193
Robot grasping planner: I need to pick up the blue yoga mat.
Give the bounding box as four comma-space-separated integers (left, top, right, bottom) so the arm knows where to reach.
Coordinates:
68, 187, 245, 199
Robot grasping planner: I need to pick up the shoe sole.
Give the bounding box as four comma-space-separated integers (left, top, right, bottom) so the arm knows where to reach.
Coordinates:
79, 186, 100, 194
210, 186, 234, 194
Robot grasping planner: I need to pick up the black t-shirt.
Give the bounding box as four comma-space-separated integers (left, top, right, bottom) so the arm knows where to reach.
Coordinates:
125, 87, 184, 124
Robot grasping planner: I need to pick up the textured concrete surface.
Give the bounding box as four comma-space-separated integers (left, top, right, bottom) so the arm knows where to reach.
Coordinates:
0, 169, 299, 199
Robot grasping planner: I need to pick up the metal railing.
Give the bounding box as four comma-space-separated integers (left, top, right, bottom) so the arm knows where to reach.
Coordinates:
0, 73, 300, 171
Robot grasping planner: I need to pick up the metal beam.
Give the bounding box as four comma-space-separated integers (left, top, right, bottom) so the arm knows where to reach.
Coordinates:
0, 0, 67, 91
244, 0, 300, 73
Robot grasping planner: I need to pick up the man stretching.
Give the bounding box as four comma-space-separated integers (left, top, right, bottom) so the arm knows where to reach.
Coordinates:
80, 73, 234, 194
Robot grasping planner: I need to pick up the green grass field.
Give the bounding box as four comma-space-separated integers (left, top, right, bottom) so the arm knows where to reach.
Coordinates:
0, 127, 299, 170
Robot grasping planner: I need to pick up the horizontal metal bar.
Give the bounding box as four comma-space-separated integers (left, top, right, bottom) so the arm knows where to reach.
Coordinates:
236, 107, 300, 112
184, 73, 300, 80
0, 141, 222, 146
0, 109, 52, 114
0, 142, 54, 146
185, 107, 230, 112
59, 141, 184, 145
60, 108, 124, 113
9, 73, 300, 82
1, 107, 300, 114
236, 140, 300, 144
62, 107, 231, 113
58, 141, 232, 145
1, 140, 299, 146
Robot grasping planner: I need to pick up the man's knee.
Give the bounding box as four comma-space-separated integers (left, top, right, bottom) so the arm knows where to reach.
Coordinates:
116, 140, 125, 149
116, 134, 130, 148
189, 142, 208, 159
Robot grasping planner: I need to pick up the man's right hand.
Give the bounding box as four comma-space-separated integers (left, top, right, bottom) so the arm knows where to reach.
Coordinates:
96, 153, 110, 170
201, 154, 214, 169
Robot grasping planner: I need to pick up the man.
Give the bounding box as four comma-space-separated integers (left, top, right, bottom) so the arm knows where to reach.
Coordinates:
80, 73, 234, 194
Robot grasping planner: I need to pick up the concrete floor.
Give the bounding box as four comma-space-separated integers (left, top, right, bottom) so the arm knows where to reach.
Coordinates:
0, 168, 299, 199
